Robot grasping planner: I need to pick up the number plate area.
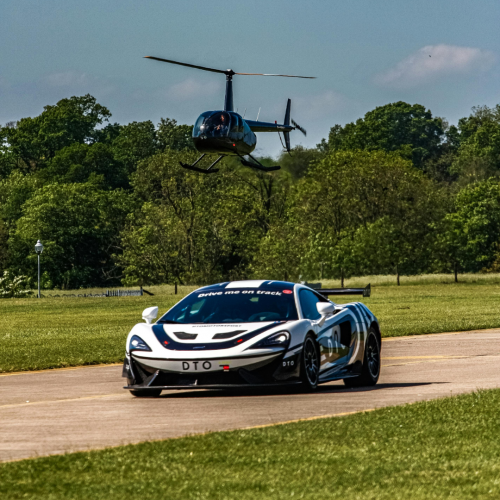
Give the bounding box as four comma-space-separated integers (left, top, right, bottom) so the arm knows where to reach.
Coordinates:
132, 353, 281, 373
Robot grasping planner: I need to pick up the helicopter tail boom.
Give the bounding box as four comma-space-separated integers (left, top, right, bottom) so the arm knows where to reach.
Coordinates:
245, 120, 294, 133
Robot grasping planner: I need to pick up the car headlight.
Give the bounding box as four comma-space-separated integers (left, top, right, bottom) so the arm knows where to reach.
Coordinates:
129, 335, 152, 352
248, 331, 290, 349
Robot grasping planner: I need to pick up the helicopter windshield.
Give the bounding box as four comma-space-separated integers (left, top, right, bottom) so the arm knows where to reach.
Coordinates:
193, 111, 231, 139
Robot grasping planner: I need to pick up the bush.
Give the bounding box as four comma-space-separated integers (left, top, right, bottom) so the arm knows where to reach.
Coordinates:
0, 271, 32, 298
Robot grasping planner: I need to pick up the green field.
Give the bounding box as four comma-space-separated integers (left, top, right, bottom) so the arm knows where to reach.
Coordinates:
2, 275, 500, 373
1, 389, 499, 499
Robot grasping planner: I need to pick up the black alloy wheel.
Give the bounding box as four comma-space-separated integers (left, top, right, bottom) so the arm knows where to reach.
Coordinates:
129, 389, 162, 398
300, 334, 320, 391
344, 327, 380, 388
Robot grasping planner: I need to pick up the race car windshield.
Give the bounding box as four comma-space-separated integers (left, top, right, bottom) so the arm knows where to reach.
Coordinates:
158, 288, 298, 324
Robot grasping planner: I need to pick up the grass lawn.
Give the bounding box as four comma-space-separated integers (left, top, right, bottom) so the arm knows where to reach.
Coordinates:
2, 275, 500, 373
1, 389, 499, 499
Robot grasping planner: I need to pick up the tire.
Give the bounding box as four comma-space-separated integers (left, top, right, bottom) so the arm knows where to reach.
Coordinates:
300, 334, 320, 391
344, 327, 380, 388
129, 389, 162, 398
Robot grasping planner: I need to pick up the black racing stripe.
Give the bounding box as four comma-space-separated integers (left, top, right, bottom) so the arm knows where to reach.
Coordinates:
152, 322, 286, 351
345, 304, 364, 327
359, 303, 373, 323
356, 303, 371, 323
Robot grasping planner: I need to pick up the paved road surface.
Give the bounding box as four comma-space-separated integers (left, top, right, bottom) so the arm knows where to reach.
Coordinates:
1, 329, 500, 462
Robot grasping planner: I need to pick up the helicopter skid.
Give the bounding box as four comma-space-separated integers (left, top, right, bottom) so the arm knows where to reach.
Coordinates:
180, 154, 223, 174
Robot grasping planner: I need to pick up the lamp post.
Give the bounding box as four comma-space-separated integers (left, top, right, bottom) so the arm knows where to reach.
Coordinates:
34, 240, 44, 298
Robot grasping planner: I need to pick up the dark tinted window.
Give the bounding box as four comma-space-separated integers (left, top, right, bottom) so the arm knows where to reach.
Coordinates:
159, 288, 298, 324
230, 113, 243, 135
193, 111, 231, 138
299, 289, 322, 320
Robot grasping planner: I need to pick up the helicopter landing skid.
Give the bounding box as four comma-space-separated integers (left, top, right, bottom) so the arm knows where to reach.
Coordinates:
180, 154, 223, 174
239, 154, 280, 172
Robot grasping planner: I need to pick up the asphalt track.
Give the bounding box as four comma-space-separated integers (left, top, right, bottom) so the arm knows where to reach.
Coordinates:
1, 328, 500, 463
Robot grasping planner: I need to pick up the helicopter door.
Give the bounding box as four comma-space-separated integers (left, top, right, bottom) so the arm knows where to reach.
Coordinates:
229, 113, 244, 140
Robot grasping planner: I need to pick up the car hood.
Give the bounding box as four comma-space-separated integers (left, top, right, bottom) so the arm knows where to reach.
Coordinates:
157, 321, 282, 344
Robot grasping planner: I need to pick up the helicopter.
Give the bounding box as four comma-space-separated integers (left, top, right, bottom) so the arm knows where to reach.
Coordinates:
145, 56, 315, 173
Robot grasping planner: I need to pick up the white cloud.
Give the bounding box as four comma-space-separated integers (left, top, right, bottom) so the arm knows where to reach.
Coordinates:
375, 44, 496, 88
167, 77, 221, 101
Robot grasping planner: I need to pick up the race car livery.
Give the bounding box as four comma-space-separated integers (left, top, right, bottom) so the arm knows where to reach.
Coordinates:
123, 280, 381, 396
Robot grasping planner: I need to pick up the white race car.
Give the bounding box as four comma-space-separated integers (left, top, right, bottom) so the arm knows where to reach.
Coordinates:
123, 280, 380, 396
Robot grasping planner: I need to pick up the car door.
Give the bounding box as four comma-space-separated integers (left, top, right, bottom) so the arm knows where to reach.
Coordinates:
298, 289, 338, 372
299, 288, 357, 374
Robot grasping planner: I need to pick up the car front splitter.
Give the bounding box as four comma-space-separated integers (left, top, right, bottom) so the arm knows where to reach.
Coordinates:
124, 381, 302, 390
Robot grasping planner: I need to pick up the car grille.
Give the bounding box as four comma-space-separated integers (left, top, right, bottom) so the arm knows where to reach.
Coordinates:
173, 332, 198, 340
212, 330, 246, 339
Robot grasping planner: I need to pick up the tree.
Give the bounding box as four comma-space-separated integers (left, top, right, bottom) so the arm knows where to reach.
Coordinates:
0, 219, 8, 273
157, 118, 195, 151
38, 142, 129, 189
325, 101, 445, 170
255, 150, 442, 282
2, 95, 111, 172
9, 183, 131, 288
121, 151, 292, 285
0, 171, 41, 227
112, 121, 158, 174
451, 105, 500, 184
436, 179, 500, 274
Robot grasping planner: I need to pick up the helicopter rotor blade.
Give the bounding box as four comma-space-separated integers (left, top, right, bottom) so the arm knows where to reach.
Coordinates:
144, 56, 228, 75
291, 119, 307, 136
144, 56, 316, 79
235, 73, 316, 79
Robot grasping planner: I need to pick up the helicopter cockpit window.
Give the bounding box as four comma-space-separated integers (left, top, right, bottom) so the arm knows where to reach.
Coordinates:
193, 112, 211, 138
193, 111, 231, 138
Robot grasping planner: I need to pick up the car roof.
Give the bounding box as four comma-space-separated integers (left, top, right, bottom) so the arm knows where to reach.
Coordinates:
197, 280, 295, 292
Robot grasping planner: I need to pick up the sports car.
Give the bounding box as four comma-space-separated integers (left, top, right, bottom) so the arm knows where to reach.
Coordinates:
122, 280, 381, 396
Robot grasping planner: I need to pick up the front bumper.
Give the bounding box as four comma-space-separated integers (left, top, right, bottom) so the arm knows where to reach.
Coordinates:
123, 348, 301, 390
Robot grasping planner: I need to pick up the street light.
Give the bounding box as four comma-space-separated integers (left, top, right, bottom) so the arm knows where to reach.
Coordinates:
35, 240, 43, 298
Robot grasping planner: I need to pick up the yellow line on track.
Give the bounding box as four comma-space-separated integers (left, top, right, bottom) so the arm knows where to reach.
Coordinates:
0, 363, 122, 377
0, 393, 128, 410
382, 355, 464, 360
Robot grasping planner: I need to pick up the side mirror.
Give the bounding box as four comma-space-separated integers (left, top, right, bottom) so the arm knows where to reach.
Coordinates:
316, 302, 335, 326
142, 306, 158, 324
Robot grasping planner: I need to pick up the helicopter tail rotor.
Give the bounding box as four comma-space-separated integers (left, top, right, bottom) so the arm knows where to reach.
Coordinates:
280, 100, 307, 153
284, 99, 292, 152
291, 119, 307, 136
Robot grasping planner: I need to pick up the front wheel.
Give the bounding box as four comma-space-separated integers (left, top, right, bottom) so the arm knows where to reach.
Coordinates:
129, 389, 162, 398
300, 334, 320, 391
344, 327, 380, 388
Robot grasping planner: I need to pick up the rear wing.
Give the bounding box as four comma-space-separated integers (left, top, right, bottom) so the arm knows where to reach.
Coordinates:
313, 284, 371, 298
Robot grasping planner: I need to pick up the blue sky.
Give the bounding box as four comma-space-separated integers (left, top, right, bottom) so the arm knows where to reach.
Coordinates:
1, 0, 499, 156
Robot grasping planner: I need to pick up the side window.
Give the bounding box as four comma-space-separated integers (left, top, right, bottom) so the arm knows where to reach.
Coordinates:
299, 289, 321, 320
230, 114, 243, 138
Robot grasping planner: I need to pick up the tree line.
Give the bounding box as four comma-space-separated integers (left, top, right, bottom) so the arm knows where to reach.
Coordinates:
1, 95, 500, 289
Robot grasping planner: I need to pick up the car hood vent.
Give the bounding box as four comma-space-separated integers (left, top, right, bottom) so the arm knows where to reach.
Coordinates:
173, 332, 198, 340
212, 330, 246, 340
